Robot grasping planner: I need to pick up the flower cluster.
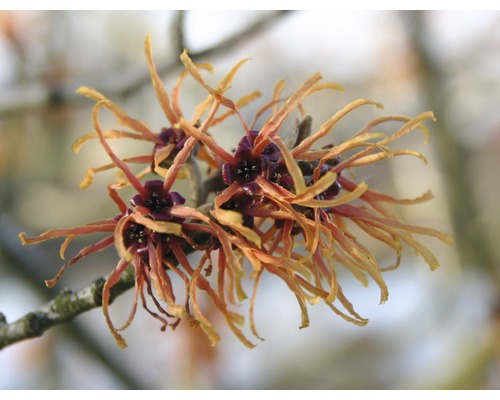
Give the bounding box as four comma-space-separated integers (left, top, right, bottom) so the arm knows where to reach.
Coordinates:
19, 35, 452, 349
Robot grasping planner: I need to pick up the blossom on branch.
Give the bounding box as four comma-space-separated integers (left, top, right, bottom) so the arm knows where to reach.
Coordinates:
19, 35, 452, 349
178, 60, 453, 333
19, 98, 252, 348
73, 35, 260, 191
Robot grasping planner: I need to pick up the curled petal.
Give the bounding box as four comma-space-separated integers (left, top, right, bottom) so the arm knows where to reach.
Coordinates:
292, 172, 338, 204
339, 176, 435, 206
272, 136, 307, 194
173, 63, 213, 121
299, 132, 387, 162
162, 135, 197, 192
308, 82, 344, 94
326, 220, 388, 303
294, 181, 368, 208
212, 208, 261, 248
254, 73, 323, 154
334, 203, 454, 246
180, 49, 246, 111
211, 90, 262, 127
92, 101, 145, 194
131, 213, 182, 236
77, 87, 156, 141
353, 220, 403, 272
102, 257, 135, 349
145, 34, 178, 125
45, 235, 115, 288
72, 129, 146, 154
293, 99, 384, 157
249, 269, 265, 341
18, 221, 117, 245
114, 214, 136, 262
342, 149, 428, 169
178, 118, 234, 163
59, 235, 75, 260
380, 111, 435, 145
189, 265, 222, 347
264, 263, 310, 329
79, 156, 152, 190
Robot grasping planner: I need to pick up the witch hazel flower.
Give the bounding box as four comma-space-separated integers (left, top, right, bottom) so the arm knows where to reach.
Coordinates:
19, 35, 453, 349
177, 66, 453, 335
19, 96, 255, 348
73, 35, 260, 192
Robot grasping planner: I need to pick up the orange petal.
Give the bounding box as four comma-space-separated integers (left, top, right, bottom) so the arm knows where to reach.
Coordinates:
254, 73, 323, 154
145, 34, 178, 125
293, 99, 383, 157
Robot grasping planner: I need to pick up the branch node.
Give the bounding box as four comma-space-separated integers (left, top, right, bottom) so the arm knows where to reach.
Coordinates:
26, 312, 52, 337
90, 277, 106, 306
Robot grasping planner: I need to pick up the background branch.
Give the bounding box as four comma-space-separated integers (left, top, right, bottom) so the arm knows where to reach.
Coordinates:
0, 11, 293, 116
402, 11, 498, 280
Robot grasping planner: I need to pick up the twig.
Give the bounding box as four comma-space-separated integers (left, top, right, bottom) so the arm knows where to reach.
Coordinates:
402, 11, 497, 278
0, 215, 147, 388
172, 10, 187, 56
0, 11, 293, 116
0, 270, 133, 351
115, 10, 292, 98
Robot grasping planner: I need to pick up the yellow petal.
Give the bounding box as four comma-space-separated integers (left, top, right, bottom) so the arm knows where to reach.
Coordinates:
381, 111, 435, 145
293, 99, 383, 157
145, 34, 178, 125
180, 49, 244, 110
114, 215, 135, 262
131, 213, 182, 236
254, 73, 323, 154
295, 181, 368, 208
212, 208, 261, 248
272, 136, 307, 194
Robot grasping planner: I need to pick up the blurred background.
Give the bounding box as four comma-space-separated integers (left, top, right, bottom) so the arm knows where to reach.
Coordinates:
0, 10, 499, 389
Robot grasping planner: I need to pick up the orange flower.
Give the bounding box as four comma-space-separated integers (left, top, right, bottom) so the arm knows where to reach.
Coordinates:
73, 35, 260, 192
176, 59, 453, 337
19, 35, 453, 349
19, 98, 253, 348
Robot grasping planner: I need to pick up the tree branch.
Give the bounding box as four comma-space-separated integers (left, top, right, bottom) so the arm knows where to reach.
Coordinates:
0, 11, 293, 116
0, 215, 147, 387
114, 10, 292, 98
401, 11, 498, 279
0, 266, 134, 351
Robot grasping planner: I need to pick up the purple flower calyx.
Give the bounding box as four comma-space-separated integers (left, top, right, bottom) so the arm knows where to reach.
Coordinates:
222, 131, 281, 190
130, 180, 185, 219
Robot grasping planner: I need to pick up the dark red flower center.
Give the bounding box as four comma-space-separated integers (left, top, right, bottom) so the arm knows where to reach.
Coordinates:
123, 221, 149, 254
131, 180, 185, 220
235, 159, 260, 183
145, 190, 171, 213
222, 132, 281, 191
151, 127, 189, 172
156, 127, 188, 149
